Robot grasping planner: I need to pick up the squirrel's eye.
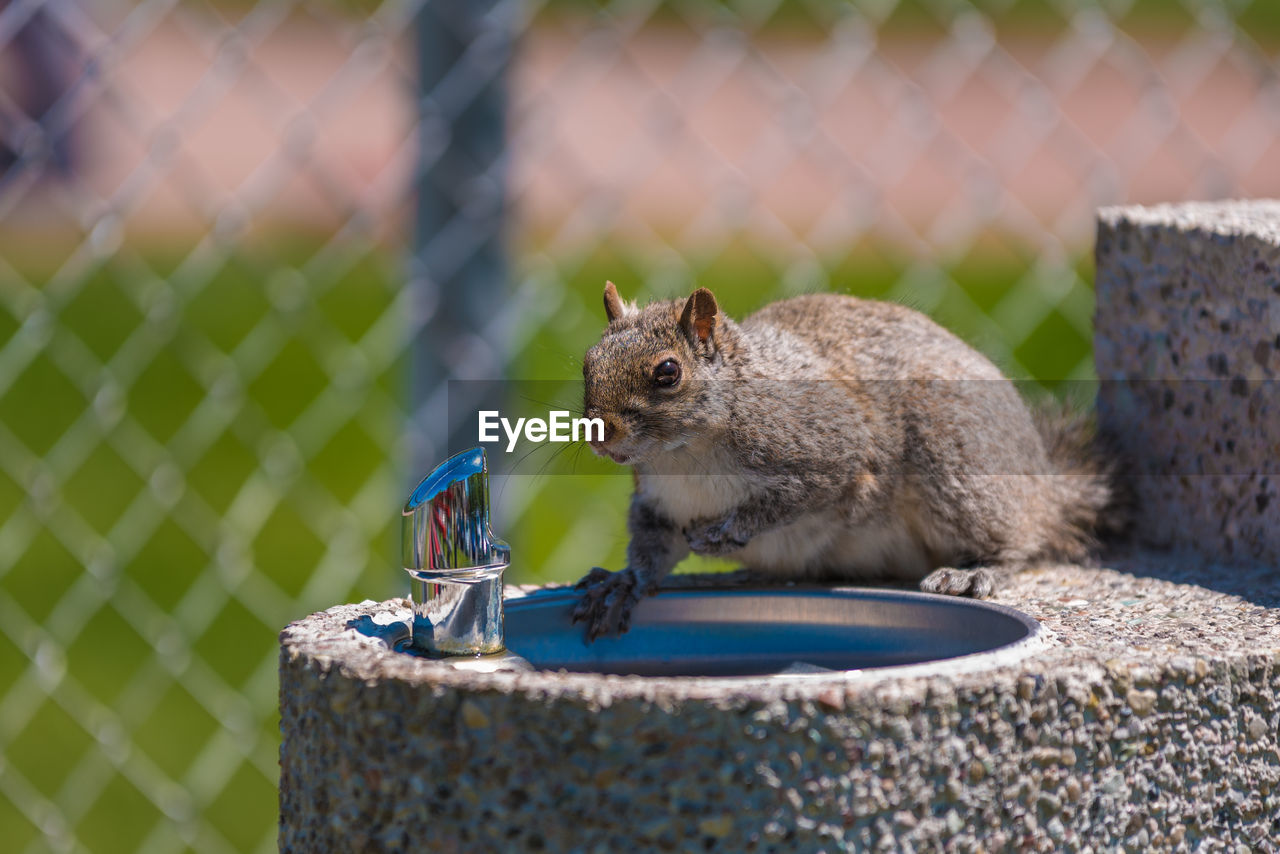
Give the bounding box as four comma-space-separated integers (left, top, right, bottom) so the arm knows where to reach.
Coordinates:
653, 359, 681, 387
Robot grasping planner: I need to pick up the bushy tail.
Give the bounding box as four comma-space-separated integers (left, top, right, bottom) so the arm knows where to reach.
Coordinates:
1032, 403, 1133, 560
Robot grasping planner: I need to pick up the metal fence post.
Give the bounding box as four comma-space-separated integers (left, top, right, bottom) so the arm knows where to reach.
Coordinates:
410, 0, 515, 476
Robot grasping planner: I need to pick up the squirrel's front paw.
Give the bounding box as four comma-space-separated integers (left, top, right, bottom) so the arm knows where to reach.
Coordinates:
683, 516, 749, 557
572, 567, 649, 641
919, 567, 996, 598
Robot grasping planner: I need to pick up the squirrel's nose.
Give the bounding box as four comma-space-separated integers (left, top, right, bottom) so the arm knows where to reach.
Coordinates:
586, 415, 619, 446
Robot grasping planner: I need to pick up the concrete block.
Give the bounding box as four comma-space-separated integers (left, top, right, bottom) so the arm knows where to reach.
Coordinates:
278, 561, 1280, 851
1095, 199, 1280, 563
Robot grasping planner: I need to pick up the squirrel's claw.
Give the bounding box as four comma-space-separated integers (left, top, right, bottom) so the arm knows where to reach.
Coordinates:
919, 566, 996, 598
571, 567, 644, 641
574, 566, 613, 591
683, 517, 748, 557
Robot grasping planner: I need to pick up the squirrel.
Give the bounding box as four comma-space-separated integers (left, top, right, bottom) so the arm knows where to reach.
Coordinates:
572, 282, 1127, 640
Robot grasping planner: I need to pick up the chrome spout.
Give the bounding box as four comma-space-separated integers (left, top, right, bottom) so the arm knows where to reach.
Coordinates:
402, 447, 510, 656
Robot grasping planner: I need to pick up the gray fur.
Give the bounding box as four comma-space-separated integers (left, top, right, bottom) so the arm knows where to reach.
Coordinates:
573, 287, 1125, 639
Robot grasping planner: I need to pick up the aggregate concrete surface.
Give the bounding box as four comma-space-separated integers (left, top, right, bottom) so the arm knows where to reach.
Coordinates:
279, 556, 1280, 852
1096, 199, 1280, 566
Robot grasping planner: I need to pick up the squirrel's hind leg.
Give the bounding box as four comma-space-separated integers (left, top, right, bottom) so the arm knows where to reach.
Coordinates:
919, 564, 1019, 598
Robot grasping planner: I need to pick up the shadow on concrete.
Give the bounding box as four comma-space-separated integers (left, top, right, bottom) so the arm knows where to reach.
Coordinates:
1101, 544, 1280, 611
345, 614, 411, 649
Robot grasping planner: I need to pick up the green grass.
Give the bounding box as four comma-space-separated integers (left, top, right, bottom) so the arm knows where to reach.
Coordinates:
281, 0, 1280, 36
199, 0, 1280, 45
531, 0, 1280, 43
0, 234, 405, 853
0, 232, 1094, 851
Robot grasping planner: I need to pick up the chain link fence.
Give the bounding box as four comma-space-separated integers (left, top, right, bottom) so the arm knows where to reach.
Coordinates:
1, 0, 1277, 850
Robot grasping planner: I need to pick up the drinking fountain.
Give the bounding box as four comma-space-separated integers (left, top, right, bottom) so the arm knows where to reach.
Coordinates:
280, 202, 1280, 851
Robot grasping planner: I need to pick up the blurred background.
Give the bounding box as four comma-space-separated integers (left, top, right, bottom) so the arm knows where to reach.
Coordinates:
1, 0, 1277, 850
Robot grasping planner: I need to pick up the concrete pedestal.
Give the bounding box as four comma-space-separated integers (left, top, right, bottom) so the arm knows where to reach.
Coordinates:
279, 562, 1280, 851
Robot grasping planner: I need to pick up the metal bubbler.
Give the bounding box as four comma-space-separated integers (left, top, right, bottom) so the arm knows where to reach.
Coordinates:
401, 447, 510, 656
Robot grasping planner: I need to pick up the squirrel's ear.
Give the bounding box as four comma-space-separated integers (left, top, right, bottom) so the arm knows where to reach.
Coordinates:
603, 281, 626, 323
680, 287, 719, 346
